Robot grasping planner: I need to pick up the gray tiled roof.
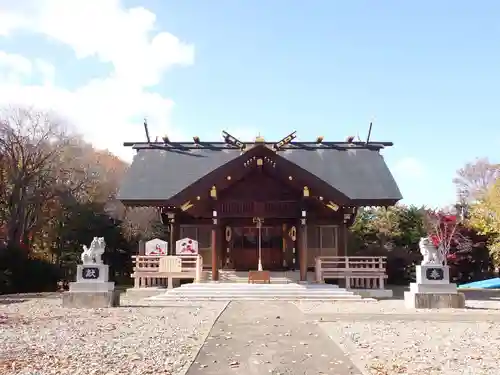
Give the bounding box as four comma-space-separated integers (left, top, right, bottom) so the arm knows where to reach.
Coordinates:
280, 147, 402, 201
117, 148, 240, 202
117, 145, 402, 204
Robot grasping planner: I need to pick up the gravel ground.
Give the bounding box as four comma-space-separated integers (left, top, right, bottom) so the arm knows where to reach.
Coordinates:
295, 298, 500, 315
0, 294, 227, 375
322, 320, 499, 375
296, 299, 500, 375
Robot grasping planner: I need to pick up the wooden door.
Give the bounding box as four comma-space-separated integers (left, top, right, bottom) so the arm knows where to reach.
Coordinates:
260, 226, 283, 270
232, 226, 283, 271
232, 227, 258, 271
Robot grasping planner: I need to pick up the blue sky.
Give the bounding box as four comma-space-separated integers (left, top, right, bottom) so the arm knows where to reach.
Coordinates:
0, 0, 499, 208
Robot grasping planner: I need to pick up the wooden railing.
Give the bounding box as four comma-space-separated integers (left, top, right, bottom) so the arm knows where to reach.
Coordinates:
131, 255, 203, 289
315, 256, 388, 289
218, 200, 298, 217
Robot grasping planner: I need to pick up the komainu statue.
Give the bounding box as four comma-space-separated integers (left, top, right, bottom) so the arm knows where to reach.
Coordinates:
419, 236, 444, 266
81, 237, 106, 265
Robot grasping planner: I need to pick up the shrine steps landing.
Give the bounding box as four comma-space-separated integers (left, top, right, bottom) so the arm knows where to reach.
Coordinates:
146, 283, 372, 302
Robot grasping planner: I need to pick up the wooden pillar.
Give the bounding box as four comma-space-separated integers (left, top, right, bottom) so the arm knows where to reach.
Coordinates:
299, 188, 309, 282
169, 223, 175, 255
211, 210, 219, 281
341, 207, 356, 256
168, 222, 180, 255
298, 217, 308, 282
166, 212, 180, 255
343, 224, 348, 256
338, 222, 346, 257
283, 223, 294, 270
219, 224, 226, 269
138, 240, 145, 255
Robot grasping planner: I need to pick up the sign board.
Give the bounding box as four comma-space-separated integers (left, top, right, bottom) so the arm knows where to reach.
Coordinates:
159, 256, 182, 273
82, 267, 100, 280
175, 237, 199, 255
145, 238, 168, 256
426, 267, 445, 281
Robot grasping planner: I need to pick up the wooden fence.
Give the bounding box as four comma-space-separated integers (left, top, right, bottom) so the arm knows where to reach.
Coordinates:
131, 255, 203, 289
315, 256, 388, 289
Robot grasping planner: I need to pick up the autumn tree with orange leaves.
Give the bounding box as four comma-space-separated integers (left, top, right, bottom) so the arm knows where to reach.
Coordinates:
0, 106, 131, 255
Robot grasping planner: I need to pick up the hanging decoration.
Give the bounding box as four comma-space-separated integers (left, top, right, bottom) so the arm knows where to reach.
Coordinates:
224, 226, 232, 269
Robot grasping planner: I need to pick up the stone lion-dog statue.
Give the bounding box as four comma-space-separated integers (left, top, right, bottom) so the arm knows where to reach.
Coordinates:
419, 236, 444, 266
81, 237, 105, 265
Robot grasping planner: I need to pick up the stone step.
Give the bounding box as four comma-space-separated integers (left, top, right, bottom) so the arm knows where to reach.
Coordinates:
165, 290, 356, 297
161, 290, 357, 294
203, 271, 315, 284
204, 277, 297, 284
148, 283, 365, 301
124, 287, 167, 299
126, 284, 345, 296
178, 283, 341, 289
149, 296, 365, 301
150, 291, 363, 299
208, 280, 296, 284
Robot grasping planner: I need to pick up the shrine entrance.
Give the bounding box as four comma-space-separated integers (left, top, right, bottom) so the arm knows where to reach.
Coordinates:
232, 225, 283, 271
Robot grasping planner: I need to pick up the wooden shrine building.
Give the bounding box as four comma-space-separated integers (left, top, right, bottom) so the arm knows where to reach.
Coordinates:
117, 130, 402, 282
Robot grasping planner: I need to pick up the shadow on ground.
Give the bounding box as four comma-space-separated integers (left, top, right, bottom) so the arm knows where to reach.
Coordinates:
0, 299, 27, 305
387, 285, 500, 302
0, 292, 61, 300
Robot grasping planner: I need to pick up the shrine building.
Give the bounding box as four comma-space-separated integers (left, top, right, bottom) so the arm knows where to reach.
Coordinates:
117, 130, 402, 282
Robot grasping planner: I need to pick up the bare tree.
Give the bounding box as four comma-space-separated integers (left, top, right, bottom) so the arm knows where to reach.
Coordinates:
0, 106, 88, 248
118, 206, 165, 240
453, 158, 500, 203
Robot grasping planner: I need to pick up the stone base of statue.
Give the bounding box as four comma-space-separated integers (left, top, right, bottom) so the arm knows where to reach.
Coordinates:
404, 265, 465, 309
62, 264, 120, 308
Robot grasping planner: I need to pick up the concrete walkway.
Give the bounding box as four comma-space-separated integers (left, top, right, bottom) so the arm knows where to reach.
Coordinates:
185, 301, 362, 375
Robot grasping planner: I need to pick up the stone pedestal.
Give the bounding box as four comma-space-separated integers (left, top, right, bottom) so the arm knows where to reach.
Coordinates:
62, 291, 120, 308
404, 265, 465, 309
63, 264, 120, 308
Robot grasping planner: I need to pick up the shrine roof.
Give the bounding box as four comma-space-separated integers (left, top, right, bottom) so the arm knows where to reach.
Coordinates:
117, 139, 402, 206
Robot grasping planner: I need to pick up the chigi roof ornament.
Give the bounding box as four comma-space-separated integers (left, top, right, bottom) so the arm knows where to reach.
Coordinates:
143, 118, 151, 143
273, 131, 297, 151
124, 122, 393, 151
222, 130, 246, 150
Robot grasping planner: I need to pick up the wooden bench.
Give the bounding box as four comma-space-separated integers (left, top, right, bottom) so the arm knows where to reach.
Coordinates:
248, 270, 271, 284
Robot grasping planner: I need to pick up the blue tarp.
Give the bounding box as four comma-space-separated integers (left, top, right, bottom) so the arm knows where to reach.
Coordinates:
458, 278, 500, 289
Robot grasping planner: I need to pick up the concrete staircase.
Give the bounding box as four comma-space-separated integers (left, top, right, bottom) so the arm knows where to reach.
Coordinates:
147, 282, 369, 301
203, 270, 316, 284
